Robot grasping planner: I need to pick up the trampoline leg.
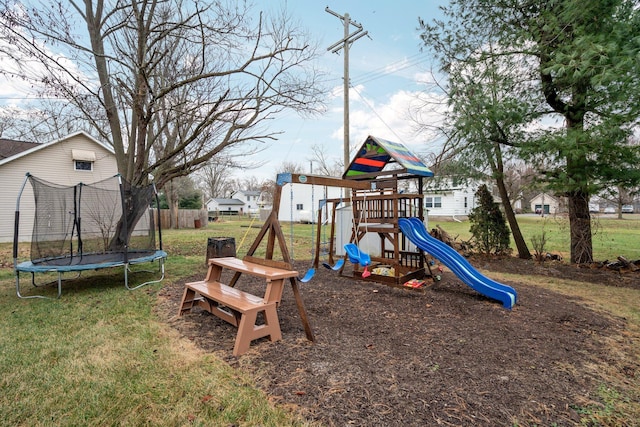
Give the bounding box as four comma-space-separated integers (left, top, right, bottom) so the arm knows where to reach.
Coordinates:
15, 271, 24, 298
125, 258, 166, 291
31, 271, 80, 288
15, 271, 60, 300
56, 272, 62, 298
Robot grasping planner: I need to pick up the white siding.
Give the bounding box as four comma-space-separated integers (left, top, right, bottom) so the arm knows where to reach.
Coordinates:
0, 133, 117, 243
206, 200, 219, 211
423, 178, 487, 218
423, 189, 477, 218
277, 183, 345, 223
231, 190, 262, 213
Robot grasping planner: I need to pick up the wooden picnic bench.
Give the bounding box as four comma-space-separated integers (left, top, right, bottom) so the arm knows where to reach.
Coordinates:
178, 256, 301, 356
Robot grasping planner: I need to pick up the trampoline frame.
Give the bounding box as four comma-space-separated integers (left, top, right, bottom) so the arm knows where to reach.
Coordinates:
13, 173, 167, 299
15, 250, 167, 298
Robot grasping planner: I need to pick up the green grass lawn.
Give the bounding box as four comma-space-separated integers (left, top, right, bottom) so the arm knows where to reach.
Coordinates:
0, 213, 638, 425
0, 217, 313, 426
427, 213, 640, 261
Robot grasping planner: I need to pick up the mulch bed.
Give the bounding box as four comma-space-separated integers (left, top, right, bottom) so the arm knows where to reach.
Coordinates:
157, 256, 638, 426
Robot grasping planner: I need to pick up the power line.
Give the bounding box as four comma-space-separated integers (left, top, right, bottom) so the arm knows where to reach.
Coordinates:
349, 83, 405, 144
351, 52, 426, 82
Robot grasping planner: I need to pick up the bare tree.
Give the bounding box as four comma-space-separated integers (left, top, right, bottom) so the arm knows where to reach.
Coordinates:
502, 161, 537, 212
277, 161, 305, 174
239, 176, 263, 192
0, 0, 325, 245
309, 143, 343, 177
600, 185, 635, 219
197, 156, 239, 200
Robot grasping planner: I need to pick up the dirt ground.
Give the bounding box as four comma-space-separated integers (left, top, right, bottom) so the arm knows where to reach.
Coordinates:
157, 256, 639, 426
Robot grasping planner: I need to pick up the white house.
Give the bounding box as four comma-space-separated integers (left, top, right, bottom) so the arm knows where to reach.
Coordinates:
231, 190, 263, 214
422, 177, 483, 219
277, 182, 346, 223
0, 132, 118, 243
206, 198, 246, 216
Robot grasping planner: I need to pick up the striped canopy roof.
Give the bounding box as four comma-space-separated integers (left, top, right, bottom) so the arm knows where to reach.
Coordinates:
342, 135, 434, 180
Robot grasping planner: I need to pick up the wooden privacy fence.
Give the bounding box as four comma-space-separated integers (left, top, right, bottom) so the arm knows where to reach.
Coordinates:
150, 208, 208, 229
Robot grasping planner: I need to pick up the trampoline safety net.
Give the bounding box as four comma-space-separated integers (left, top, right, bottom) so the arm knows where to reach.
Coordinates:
27, 174, 159, 266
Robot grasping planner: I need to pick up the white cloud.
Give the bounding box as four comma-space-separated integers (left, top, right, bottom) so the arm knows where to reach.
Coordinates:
413, 70, 439, 86
347, 86, 446, 154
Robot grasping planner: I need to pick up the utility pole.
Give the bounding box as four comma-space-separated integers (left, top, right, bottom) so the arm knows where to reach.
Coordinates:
325, 7, 369, 188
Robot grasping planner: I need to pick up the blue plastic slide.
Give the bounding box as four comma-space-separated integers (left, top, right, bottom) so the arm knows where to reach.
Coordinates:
398, 217, 517, 309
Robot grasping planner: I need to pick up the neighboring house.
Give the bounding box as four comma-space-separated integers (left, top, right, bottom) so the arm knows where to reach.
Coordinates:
530, 192, 564, 215
277, 183, 344, 223
206, 185, 344, 223
0, 131, 118, 243
205, 191, 266, 218
422, 177, 483, 218
231, 190, 263, 214
206, 198, 246, 216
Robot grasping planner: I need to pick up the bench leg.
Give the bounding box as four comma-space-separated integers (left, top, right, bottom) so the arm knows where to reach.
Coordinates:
263, 305, 282, 342
178, 287, 197, 316
232, 303, 282, 356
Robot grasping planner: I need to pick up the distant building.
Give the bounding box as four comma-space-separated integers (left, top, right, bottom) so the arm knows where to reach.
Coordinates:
277, 183, 344, 223
231, 190, 263, 214
530, 193, 564, 215
205, 198, 245, 216
422, 177, 483, 218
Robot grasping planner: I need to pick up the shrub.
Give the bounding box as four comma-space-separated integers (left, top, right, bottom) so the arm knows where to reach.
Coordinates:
468, 184, 511, 255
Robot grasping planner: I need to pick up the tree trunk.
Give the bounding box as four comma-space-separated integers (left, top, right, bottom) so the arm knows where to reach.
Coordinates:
170, 200, 179, 229
567, 189, 593, 264
495, 175, 531, 259
108, 183, 157, 252
564, 111, 593, 264
164, 179, 179, 229
487, 142, 531, 259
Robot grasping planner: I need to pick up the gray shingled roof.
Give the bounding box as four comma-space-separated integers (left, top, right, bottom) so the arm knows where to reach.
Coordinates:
0, 138, 39, 160
212, 198, 245, 205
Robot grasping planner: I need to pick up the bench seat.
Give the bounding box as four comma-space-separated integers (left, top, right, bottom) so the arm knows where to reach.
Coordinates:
178, 280, 281, 356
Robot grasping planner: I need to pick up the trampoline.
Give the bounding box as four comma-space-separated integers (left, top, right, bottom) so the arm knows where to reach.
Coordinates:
13, 173, 167, 298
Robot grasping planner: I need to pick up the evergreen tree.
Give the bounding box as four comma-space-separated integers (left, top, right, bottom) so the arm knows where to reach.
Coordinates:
419, 0, 640, 263
468, 185, 511, 255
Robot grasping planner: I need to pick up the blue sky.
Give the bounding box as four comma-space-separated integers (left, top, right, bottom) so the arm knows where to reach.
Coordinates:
253, 0, 449, 181
0, 0, 450, 182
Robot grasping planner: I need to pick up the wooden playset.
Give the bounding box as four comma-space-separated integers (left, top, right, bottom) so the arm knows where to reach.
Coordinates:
178, 135, 436, 355
311, 135, 436, 288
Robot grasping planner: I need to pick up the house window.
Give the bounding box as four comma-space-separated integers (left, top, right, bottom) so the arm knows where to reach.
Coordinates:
425, 196, 442, 208
72, 149, 96, 172
74, 160, 93, 171
464, 197, 468, 208
296, 204, 304, 210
